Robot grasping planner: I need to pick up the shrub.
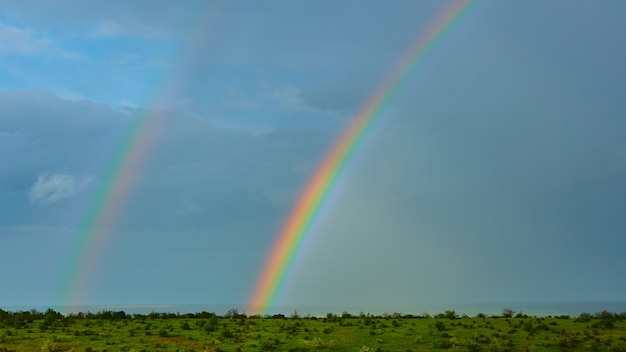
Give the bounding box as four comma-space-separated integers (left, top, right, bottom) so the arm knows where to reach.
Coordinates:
41, 341, 61, 352
608, 342, 626, 352
221, 329, 234, 338
444, 310, 458, 319
593, 319, 614, 329
435, 338, 453, 349
259, 341, 276, 352
577, 313, 592, 322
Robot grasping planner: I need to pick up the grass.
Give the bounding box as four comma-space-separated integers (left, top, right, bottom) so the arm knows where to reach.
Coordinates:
0, 309, 625, 351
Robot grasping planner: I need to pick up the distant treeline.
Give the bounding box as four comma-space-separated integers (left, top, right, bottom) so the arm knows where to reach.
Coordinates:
1, 307, 625, 327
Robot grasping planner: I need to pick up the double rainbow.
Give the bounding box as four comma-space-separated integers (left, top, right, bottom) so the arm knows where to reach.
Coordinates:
248, 0, 478, 315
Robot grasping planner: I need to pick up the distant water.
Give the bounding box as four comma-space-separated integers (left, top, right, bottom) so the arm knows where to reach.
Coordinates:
3, 301, 626, 317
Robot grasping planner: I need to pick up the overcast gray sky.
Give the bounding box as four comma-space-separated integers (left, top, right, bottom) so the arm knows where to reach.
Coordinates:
1, 0, 625, 313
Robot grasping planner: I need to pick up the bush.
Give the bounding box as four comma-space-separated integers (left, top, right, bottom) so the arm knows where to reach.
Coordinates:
435, 338, 453, 349
608, 342, 626, 352
259, 341, 276, 352
593, 319, 614, 329
203, 317, 219, 333
41, 341, 61, 352
444, 310, 458, 319
221, 329, 234, 338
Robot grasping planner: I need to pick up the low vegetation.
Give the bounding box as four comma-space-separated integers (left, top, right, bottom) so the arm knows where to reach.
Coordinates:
0, 308, 624, 351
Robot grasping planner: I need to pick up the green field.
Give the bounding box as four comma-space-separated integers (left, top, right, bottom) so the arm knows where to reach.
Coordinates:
1, 309, 625, 351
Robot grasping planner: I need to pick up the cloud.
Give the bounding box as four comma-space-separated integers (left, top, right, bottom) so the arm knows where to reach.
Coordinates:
220, 84, 347, 120
222, 85, 309, 112
0, 22, 85, 60
0, 1, 199, 37
0, 22, 50, 55
95, 20, 161, 38
28, 172, 90, 205
299, 75, 377, 114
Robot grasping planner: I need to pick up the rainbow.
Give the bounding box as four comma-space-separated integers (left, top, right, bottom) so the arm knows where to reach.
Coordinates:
55, 111, 163, 305
248, 0, 479, 315
55, 3, 220, 306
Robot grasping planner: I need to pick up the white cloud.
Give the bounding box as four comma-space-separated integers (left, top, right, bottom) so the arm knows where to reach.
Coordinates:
108, 52, 138, 65
0, 22, 84, 59
55, 90, 88, 102
0, 22, 50, 55
50, 47, 87, 60
95, 20, 161, 38
28, 172, 90, 205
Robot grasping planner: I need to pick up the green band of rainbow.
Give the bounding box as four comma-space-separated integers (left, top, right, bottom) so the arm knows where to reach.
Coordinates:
248, 0, 479, 315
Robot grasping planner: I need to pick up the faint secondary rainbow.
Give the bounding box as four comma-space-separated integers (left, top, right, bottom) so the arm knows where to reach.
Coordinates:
55, 111, 163, 305
248, 0, 479, 315
55, 2, 220, 306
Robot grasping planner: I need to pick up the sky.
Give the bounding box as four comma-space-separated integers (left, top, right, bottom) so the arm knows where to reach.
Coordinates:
1, 0, 626, 313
